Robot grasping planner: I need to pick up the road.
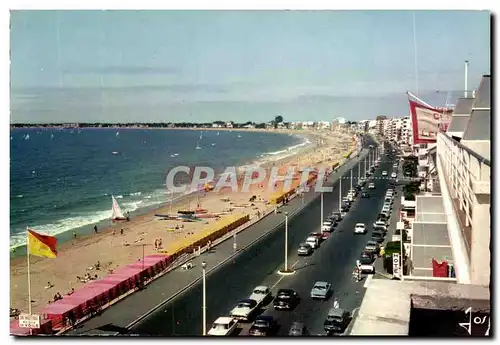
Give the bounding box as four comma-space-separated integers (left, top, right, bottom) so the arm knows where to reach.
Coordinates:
67, 136, 368, 335
130, 136, 398, 336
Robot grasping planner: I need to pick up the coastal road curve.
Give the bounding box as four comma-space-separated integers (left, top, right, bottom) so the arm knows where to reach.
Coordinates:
128, 137, 395, 336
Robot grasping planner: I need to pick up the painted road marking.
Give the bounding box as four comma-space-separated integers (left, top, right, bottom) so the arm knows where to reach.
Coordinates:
363, 274, 373, 288
271, 260, 300, 290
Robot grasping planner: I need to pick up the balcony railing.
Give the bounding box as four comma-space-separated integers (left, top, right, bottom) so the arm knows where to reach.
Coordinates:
437, 132, 490, 253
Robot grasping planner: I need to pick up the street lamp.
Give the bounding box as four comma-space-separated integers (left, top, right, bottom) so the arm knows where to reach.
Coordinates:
278, 211, 294, 275
201, 261, 207, 336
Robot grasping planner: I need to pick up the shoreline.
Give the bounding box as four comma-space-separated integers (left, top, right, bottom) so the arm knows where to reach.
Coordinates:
10, 128, 314, 256
10, 129, 354, 314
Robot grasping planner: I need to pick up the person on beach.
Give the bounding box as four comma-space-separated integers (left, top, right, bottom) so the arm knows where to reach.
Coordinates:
73, 231, 77, 239
120, 228, 124, 235
94, 225, 98, 234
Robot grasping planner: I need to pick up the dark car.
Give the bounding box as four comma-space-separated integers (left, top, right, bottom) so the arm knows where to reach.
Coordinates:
330, 212, 342, 222
324, 308, 352, 335
355, 184, 362, 191
361, 191, 370, 198
326, 216, 338, 225
360, 250, 376, 262
288, 322, 309, 336
273, 289, 300, 310
371, 231, 385, 243
248, 315, 279, 336
377, 214, 388, 223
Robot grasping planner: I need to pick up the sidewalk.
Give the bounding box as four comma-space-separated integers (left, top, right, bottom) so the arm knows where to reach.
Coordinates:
69, 149, 368, 334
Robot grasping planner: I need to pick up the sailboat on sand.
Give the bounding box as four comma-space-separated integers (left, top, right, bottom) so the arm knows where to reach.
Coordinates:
111, 195, 129, 222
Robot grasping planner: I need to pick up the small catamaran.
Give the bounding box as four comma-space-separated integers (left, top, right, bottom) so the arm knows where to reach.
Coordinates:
111, 195, 129, 222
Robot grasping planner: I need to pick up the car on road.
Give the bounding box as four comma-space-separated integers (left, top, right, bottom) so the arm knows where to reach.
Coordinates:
358, 255, 375, 273
321, 221, 334, 232
330, 212, 342, 222
248, 315, 279, 336
368, 182, 375, 189
364, 240, 380, 254
230, 299, 258, 321
297, 243, 313, 256
377, 214, 388, 223
354, 223, 367, 234
310, 231, 329, 242
393, 163, 398, 168
323, 308, 352, 335
249, 286, 272, 306
310, 281, 332, 300
273, 289, 300, 310
380, 210, 390, 219
373, 220, 387, 232
288, 322, 309, 336
208, 317, 238, 336
349, 188, 358, 196
306, 236, 320, 249
361, 191, 370, 198
371, 231, 385, 243
359, 177, 366, 185
361, 250, 376, 262
391, 172, 397, 178
340, 210, 348, 218
365, 171, 372, 177
384, 196, 394, 205
382, 170, 388, 176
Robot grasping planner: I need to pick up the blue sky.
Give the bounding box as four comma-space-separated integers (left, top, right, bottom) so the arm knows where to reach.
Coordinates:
10, 10, 490, 123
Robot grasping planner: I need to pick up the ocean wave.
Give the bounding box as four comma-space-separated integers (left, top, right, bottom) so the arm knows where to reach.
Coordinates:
9, 195, 166, 249
129, 192, 142, 196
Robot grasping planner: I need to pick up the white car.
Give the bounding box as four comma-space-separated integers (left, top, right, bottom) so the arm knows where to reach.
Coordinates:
368, 183, 375, 189
382, 206, 391, 215
354, 223, 367, 234
391, 172, 397, 178
230, 299, 258, 321
249, 286, 271, 306
381, 171, 388, 176
208, 317, 238, 336
358, 257, 375, 273
393, 163, 398, 168
322, 221, 334, 232
347, 193, 354, 202
306, 236, 319, 249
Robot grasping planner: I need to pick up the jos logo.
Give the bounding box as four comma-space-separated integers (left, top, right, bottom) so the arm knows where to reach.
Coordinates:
458, 307, 490, 336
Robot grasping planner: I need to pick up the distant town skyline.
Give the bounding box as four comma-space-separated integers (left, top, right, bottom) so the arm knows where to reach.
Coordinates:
10, 10, 490, 123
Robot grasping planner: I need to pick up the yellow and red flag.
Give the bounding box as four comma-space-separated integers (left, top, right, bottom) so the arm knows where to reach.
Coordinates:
27, 228, 57, 258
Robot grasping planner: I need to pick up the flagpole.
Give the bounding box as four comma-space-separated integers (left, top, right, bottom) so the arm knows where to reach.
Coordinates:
26, 227, 33, 336
26, 227, 32, 315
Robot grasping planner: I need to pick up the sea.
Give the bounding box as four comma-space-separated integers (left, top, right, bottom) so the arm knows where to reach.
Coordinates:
10, 128, 312, 254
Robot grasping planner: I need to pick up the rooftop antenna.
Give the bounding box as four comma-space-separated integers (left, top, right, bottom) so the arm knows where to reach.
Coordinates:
464, 60, 469, 98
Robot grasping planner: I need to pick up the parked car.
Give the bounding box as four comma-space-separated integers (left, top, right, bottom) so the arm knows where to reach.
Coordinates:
321, 221, 334, 232
371, 231, 385, 243
391, 172, 397, 178
360, 250, 376, 262
230, 299, 258, 321
382, 171, 388, 176
249, 286, 272, 306
309, 232, 324, 242
323, 308, 352, 335
306, 236, 320, 249
380, 210, 390, 219
368, 183, 375, 189
273, 289, 300, 310
310, 281, 331, 300
208, 317, 238, 336
364, 240, 380, 254
358, 255, 375, 273
288, 322, 309, 336
377, 214, 388, 223
354, 223, 367, 234
393, 163, 398, 168
373, 220, 387, 232
248, 315, 279, 336
361, 191, 370, 198
297, 243, 313, 256
330, 212, 342, 222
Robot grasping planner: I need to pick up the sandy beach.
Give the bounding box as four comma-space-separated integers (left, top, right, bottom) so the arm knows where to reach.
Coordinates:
10, 129, 355, 314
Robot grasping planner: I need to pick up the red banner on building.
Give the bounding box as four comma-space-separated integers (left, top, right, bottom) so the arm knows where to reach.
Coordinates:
409, 99, 453, 144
